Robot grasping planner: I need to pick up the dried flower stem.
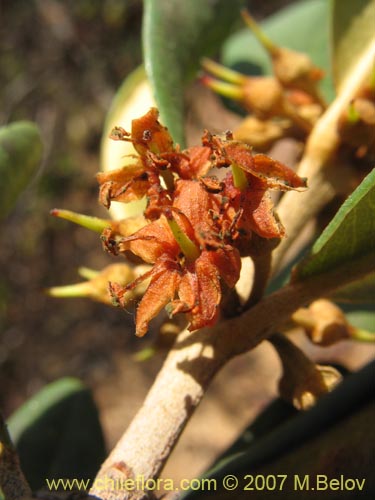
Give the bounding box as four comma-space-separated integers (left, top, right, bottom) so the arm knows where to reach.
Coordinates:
90, 255, 371, 500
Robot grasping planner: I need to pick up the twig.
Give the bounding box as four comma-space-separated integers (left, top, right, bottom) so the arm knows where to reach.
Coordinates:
90, 254, 372, 500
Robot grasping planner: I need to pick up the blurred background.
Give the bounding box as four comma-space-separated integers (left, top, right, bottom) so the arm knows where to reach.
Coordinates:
1, 0, 372, 484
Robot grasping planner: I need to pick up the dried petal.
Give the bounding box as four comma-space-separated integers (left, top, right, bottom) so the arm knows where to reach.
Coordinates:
207, 246, 241, 288
173, 252, 221, 331
222, 140, 306, 190
131, 107, 174, 156
224, 174, 284, 240
252, 154, 307, 190
241, 185, 285, 239
173, 179, 221, 239
176, 146, 212, 179
135, 258, 181, 336
97, 164, 148, 207
118, 216, 178, 263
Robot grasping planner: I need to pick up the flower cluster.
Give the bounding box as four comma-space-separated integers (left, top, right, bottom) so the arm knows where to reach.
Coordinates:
96, 108, 306, 336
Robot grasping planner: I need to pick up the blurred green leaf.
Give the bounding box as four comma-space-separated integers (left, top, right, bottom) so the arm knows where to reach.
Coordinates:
344, 306, 374, 333
331, 0, 375, 93
7, 377, 105, 490
0, 121, 43, 219
332, 273, 375, 304
143, 0, 244, 147
293, 169, 375, 281
332, 274, 375, 334
222, 0, 334, 102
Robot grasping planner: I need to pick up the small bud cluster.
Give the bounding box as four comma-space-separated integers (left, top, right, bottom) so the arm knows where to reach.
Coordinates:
201, 9, 326, 150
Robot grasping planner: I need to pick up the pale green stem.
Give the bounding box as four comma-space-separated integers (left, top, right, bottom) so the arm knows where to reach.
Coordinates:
46, 281, 92, 298
201, 57, 246, 84
50, 208, 110, 233
133, 347, 157, 362
78, 266, 100, 280
166, 216, 200, 261
350, 328, 375, 343
202, 76, 244, 101
241, 9, 278, 56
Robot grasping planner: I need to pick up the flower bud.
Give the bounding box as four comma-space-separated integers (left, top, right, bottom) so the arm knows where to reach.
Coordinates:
233, 116, 289, 151
338, 98, 375, 159
290, 365, 342, 411
241, 9, 325, 107
201, 72, 312, 133
46, 263, 150, 305
292, 299, 352, 346
270, 332, 342, 410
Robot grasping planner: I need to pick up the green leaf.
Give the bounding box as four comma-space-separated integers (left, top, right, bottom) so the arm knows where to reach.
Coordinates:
332, 273, 375, 303
294, 169, 375, 281
222, 0, 335, 102
0, 121, 43, 219
143, 0, 244, 147
331, 0, 375, 93
7, 377, 105, 490
345, 306, 374, 333
331, 274, 375, 335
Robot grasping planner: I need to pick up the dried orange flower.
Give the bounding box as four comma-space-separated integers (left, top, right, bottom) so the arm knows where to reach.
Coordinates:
107, 180, 241, 337
97, 108, 211, 219
96, 108, 306, 336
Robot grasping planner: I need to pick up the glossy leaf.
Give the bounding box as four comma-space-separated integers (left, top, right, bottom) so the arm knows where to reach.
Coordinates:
294, 169, 375, 281
7, 377, 105, 490
222, 0, 334, 102
331, 0, 375, 93
143, 0, 244, 147
0, 121, 43, 219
